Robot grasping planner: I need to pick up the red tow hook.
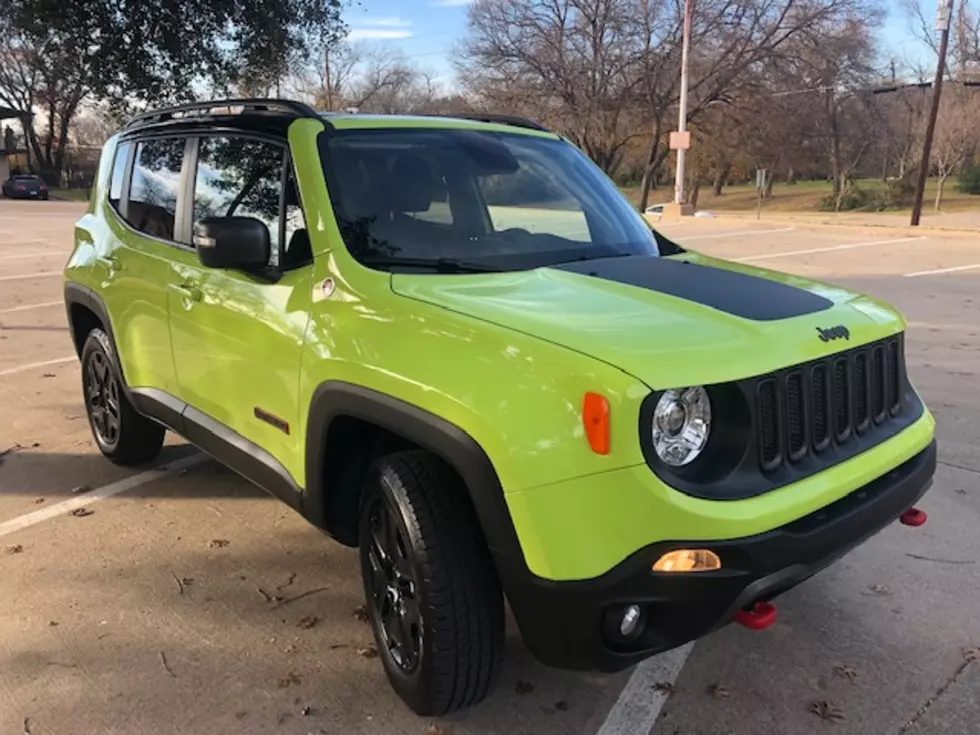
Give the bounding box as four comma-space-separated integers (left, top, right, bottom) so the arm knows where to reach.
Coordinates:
900, 507, 928, 527
733, 601, 777, 631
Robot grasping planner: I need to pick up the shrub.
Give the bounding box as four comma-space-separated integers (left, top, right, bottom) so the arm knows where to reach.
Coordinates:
818, 186, 875, 212
956, 164, 980, 195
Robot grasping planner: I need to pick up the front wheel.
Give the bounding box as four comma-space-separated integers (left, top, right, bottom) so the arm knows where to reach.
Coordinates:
81, 328, 165, 465
358, 451, 504, 715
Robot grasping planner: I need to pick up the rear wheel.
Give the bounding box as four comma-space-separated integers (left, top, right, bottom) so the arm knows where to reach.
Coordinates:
81, 329, 165, 465
358, 451, 504, 715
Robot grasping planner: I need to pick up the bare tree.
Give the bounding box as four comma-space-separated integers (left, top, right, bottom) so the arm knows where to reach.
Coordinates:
931, 83, 980, 208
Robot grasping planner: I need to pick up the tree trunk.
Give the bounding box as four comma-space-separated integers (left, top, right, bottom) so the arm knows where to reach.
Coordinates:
785, 166, 796, 185
638, 120, 665, 212
690, 179, 701, 209
711, 166, 727, 196
764, 173, 774, 200
934, 174, 947, 211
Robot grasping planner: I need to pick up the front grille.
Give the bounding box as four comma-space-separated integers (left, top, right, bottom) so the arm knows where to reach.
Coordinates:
756, 335, 906, 473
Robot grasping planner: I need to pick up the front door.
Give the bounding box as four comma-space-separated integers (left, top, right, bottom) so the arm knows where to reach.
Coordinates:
167, 134, 313, 485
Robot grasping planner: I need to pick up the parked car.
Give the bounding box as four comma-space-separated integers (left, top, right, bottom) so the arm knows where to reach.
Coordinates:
64, 99, 936, 716
2, 173, 48, 200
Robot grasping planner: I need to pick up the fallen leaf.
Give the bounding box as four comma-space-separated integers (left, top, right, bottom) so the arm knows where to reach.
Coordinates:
5, 544, 23, 554
33, 498, 45, 504
833, 664, 858, 682
964, 647, 980, 662
956, 488, 967, 494
41, 372, 55, 378
810, 700, 845, 721
69, 508, 94, 517
31, 442, 39, 448
866, 584, 892, 596
356, 646, 378, 659
300, 705, 313, 716
352, 604, 370, 622
515, 680, 534, 695
426, 725, 453, 735
48, 621, 58, 627
708, 683, 730, 699
277, 671, 302, 688
296, 615, 318, 630
207, 539, 230, 549
652, 681, 676, 695
70, 484, 91, 494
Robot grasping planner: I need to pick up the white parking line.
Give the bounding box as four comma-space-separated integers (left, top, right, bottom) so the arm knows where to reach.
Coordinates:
904, 263, 980, 277
682, 227, 794, 241
736, 236, 924, 262
597, 643, 694, 735
0, 454, 207, 539
0, 271, 62, 282
0, 251, 61, 261
0, 300, 63, 314
0, 356, 76, 377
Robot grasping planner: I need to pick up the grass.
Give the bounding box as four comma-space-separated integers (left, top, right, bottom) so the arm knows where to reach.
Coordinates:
621, 177, 980, 214
51, 188, 91, 202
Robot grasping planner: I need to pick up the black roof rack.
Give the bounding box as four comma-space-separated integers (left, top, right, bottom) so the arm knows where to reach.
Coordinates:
122, 98, 319, 131
436, 113, 551, 132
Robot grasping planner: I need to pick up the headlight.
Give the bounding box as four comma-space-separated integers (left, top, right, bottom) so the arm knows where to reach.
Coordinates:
652, 386, 711, 466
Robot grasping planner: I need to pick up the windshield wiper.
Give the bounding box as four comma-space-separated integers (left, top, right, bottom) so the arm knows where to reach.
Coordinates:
548, 252, 635, 267
359, 256, 504, 273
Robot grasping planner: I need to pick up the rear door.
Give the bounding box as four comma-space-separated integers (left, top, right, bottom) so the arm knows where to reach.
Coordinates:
166, 133, 313, 484
98, 135, 189, 394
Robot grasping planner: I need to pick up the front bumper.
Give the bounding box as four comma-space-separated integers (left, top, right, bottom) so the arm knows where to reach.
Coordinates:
499, 440, 936, 672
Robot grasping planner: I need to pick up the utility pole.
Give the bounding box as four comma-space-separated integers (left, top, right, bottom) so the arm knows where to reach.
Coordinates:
911, 0, 955, 226
674, 0, 693, 207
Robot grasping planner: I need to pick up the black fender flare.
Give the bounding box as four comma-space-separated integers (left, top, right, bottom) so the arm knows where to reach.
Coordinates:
303, 381, 526, 565
64, 282, 117, 361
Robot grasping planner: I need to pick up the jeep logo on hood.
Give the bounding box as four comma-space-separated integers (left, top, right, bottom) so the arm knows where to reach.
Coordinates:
816, 325, 850, 342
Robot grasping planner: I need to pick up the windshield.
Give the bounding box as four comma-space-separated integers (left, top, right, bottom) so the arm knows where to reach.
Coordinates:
320, 128, 660, 272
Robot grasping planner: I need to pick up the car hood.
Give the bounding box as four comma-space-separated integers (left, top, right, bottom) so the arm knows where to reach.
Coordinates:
390, 253, 905, 389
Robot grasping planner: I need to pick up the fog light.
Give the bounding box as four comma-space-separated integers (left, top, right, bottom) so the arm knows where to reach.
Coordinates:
620, 604, 642, 636
653, 549, 721, 573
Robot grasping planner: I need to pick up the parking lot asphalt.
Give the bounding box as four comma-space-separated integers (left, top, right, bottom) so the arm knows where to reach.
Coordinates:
1, 199, 978, 735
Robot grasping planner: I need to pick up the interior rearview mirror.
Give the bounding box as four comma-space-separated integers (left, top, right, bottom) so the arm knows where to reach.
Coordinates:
193, 217, 271, 270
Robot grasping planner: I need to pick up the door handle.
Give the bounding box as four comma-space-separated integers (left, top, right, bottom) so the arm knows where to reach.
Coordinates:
169, 282, 202, 303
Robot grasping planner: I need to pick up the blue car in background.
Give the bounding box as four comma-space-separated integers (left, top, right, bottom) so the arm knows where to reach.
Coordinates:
2, 173, 48, 200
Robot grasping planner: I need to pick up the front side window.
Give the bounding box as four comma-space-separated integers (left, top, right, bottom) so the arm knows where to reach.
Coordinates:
321, 129, 659, 272
193, 136, 286, 265
128, 138, 185, 241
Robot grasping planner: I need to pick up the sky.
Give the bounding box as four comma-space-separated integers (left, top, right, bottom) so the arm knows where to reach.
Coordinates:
343, 0, 475, 82
341, 0, 939, 86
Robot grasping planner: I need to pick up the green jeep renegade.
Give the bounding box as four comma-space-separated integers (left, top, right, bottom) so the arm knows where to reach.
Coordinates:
64, 99, 936, 715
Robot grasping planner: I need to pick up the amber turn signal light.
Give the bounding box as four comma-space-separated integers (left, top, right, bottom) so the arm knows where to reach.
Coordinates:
653, 549, 721, 573
582, 392, 610, 455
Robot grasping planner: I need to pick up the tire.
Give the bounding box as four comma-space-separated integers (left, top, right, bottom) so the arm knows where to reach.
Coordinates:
358, 450, 504, 715
81, 328, 165, 465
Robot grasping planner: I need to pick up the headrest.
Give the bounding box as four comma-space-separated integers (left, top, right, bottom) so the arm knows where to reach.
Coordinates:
386, 154, 434, 213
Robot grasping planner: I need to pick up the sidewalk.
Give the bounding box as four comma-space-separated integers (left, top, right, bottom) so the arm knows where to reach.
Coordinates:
716, 208, 980, 237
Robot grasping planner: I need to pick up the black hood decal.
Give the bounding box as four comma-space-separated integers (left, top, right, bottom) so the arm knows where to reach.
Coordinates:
549, 256, 833, 321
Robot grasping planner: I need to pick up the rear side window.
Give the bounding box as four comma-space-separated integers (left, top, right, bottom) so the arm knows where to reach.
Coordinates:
127, 138, 186, 241
192, 136, 289, 266
108, 141, 132, 210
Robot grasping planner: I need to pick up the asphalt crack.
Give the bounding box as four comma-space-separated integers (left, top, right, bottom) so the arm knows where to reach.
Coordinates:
897, 652, 978, 733
938, 459, 980, 476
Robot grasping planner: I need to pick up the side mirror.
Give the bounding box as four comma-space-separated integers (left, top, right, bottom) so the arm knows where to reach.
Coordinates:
192, 217, 271, 270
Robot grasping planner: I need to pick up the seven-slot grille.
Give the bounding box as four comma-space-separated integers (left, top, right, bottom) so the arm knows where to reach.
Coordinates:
756, 335, 905, 472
